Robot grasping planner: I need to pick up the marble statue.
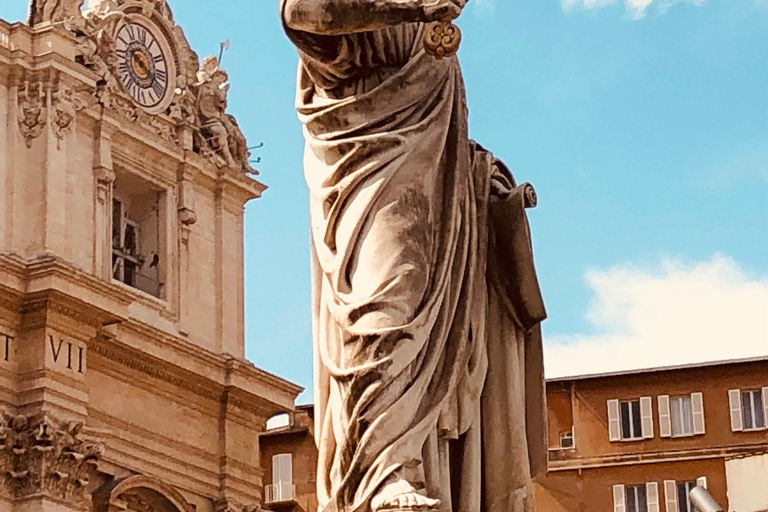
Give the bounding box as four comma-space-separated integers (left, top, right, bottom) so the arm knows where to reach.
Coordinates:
281, 0, 548, 511
28, 0, 83, 25
195, 56, 253, 172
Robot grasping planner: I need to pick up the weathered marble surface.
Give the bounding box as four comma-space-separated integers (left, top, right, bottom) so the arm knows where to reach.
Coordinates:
281, 1, 548, 511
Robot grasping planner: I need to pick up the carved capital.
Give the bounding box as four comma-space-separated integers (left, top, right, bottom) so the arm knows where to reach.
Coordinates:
95, 167, 116, 186
95, 167, 116, 202
214, 498, 262, 512
177, 167, 197, 226
178, 208, 197, 226
0, 412, 104, 507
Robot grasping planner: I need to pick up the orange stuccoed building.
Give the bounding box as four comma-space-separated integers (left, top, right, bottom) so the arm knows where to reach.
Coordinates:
535, 356, 768, 511
260, 357, 768, 512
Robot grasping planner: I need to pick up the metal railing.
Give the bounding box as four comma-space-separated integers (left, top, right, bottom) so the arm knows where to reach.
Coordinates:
264, 482, 296, 503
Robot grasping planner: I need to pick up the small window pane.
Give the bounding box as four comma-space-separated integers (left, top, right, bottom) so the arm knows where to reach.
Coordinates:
671, 397, 683, 436
755, 392, 766, 428
626, 485, 647, 512
677, 481, 697, 512
627, 486, 637, 512
631, 400, 642, 438
677, 482, 689, 512
124, 224, 137, 254
637, 484, 647, 512
124, 261, 137, 287
743, 391, 754, 430
621, 401, 632, 439
672, 396, 694, 436
112, 200, 122, 247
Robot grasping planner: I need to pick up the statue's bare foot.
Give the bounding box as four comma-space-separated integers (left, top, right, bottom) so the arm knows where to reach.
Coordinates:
371, 476, 441, 511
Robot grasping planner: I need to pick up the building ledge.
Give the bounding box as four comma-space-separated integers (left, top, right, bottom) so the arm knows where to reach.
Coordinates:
548, 442, 768, 471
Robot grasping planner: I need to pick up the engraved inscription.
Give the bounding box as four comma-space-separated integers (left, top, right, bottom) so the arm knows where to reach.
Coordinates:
48, 335, 85, 374
2, 334, 11, 362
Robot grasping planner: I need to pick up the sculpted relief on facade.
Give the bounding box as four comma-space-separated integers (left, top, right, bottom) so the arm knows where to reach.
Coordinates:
16, 73, 84, 148
16, 79, 46, 148
23, 0, 258, 175
0, 412, 103, 507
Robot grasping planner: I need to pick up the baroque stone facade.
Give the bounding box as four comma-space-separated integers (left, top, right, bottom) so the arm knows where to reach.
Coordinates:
28, 0, 258, 174
0, 3, 301, 512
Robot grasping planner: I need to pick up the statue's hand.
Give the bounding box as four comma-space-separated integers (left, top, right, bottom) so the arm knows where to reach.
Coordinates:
421, 0, 466, 22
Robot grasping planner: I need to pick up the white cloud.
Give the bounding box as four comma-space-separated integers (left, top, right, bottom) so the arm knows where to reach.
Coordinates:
560, 0, 708, 19
472, 0, 496, 17
626, 0, 656, 19
545, 255, 768, 378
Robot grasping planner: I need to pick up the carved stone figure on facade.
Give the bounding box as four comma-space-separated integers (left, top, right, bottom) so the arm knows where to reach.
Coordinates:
69, 4, 125, 106
170, 31, 200, 127
28, 0, 84, 26
194, 56, 253, 172
17, 80, 47, 148
195, 59, 235, 167
52, 86, 78, 148
281, 0, 548, 511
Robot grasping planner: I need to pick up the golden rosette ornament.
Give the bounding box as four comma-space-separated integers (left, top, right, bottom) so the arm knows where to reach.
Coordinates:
424, 21, 462, 59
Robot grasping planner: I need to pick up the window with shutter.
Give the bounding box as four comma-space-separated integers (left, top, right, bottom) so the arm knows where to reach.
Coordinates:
691, 392, 705, 435
658, 395, 672, 438
621, 400, 643, 440
626, 484, 648, 512
608, 399, 622, 442
763, 387, 768, 428
742, 389, 766, 430
646, 482, 660, 512
670, 395, 693, 437
641, 396, 654, 439
729, 389, 743, 432
676, 481, 697, 512
663, 480, 678, 512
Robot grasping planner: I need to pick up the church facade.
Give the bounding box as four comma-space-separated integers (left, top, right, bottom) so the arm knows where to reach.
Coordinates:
0, 2, 302, 512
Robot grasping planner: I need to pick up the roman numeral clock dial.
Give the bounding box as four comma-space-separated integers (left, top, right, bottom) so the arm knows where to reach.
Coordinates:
115, 22, 172, 111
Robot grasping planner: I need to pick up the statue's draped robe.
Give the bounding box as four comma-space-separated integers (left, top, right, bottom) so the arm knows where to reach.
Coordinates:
282, 15, 547, 512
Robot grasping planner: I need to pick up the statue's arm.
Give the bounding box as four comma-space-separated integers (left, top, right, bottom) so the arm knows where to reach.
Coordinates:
283, 0, 464, 35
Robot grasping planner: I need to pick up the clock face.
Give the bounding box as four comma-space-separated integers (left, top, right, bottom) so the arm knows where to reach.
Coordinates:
115, 23, 170, 110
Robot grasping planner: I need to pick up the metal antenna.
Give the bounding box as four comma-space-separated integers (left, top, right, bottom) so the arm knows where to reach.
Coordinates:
218, 40, 230, 65
249, 143, 264, 165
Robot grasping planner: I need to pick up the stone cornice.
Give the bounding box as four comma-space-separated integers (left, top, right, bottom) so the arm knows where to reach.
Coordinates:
111, 121, 185, 175
90, 336, 223, 402
90, 333, 300, 419
0, 253, 301, 410
548, 441, 768, 471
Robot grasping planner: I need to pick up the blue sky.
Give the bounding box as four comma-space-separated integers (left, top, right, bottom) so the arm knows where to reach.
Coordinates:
4, 0, 766, 400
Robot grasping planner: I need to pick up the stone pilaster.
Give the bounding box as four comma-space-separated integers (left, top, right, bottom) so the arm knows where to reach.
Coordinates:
93, 120, 116, 281
176, 162, 197, 337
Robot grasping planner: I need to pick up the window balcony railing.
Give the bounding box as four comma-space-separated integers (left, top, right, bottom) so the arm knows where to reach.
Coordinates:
265, 482, 296, 503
